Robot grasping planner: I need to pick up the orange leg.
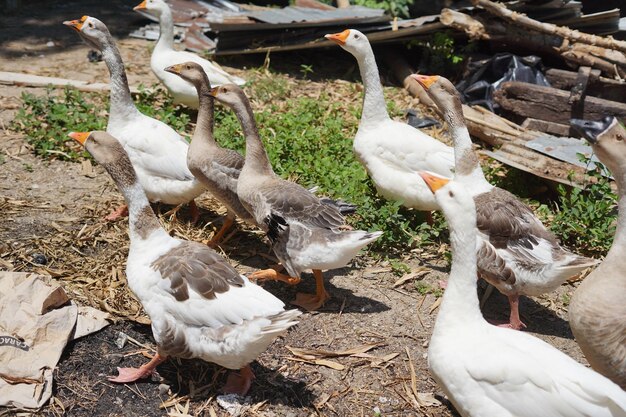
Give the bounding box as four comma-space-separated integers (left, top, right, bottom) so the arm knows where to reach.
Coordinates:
189, 200, 200, 224
248, 268, 301, 286
292, 269, 329, 311
222, 365, 255, 396
207, 216, 235, 248
104, 204, 128, 221
108, 351, 168, 383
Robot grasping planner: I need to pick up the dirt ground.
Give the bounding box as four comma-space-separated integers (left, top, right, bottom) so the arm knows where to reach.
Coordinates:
1, 1, 591, 416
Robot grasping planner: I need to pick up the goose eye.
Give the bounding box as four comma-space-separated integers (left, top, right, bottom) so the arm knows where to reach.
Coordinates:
449, 191, 454, 198
617, 135, 624, 141
354, 34, 360, 39
88, 22, 94, 28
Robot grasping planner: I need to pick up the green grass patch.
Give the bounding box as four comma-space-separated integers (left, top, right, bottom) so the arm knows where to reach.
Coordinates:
11, 75, 444, 254
11, 73, 617, 258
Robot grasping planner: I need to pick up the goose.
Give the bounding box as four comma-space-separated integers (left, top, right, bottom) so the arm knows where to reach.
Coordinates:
413, 74, 599, 330
420, 172, 626, 417
325, 29, 455, 218
569, 116, 626, 389
163, 62, 255, 246
209, 84, 382, 310
133, 0, 245, 108
69, 131, 300, 395
63, 16, 205, 222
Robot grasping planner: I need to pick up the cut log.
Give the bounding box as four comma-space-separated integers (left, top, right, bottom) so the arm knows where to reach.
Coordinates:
545, 68, 626, 102
440, 9, 487, 40
494, 81, 626, 124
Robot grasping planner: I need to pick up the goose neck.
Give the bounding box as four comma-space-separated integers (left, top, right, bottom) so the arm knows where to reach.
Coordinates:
101, 40, 138, 121
434, 213, 485, 331
101, 159, 161, 242
232, 99, 274, 175
606, 179, 626, 261
356, 48, 390, 127
155, 7, 175, 51
193, 81, 216, 145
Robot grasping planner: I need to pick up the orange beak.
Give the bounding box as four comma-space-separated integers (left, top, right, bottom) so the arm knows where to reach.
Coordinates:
134, 0, 147, 10
419, 171, 450, 193
209, 86, 219, 97
164, 63, 182, 75
63, 15, 87, 31
325, 30, 350, 45
411, 74, 439, 90
68, 131, 91, 146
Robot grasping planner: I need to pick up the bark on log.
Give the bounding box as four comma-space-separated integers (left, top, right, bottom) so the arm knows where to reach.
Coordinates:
545, 68, 626, 102
494, 81, 626, 124
471, 0, 626, 54
521, 118, 571, 137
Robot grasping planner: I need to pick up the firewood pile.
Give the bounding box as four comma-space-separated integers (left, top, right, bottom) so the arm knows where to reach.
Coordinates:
407, 0, 626, 188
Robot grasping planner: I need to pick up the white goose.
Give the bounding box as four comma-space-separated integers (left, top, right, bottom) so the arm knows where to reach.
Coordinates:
69, 131, 300, 395
414, 74, 598, 330
64, 16, 205, 221
134, 0, 245, 108
570, 116, 626, 389
325, 29, 455, 216
210, 84, 382, 310
420, 172, 626, 417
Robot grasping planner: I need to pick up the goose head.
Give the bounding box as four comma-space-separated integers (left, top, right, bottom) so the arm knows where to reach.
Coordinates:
133, 0, 169, 19
63, 16, 110, 50
571, 117, 626, 175
419, 171, 476, 230
209, 84, 246, 108
325, 29, 370, 58
165, 62, 209, 88
69, 131, 137, 186
411, 74, 463, 114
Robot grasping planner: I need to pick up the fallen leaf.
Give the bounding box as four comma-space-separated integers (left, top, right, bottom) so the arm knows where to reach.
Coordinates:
393, 267, 430, 287
429, 297, 443, 314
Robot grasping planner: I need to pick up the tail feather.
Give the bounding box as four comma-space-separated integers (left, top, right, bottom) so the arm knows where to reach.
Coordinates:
261, 309, 302, 335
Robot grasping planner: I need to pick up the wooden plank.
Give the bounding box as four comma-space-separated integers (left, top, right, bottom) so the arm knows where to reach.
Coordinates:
521, 118, 570, 136
494, 81, 626, 124
0, 71, 141, 94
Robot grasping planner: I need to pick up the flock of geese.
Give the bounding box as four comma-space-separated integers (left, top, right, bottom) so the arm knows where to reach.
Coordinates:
54, 1, 626, 415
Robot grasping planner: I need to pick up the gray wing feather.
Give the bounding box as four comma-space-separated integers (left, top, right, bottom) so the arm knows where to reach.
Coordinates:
151, 241, 244, 301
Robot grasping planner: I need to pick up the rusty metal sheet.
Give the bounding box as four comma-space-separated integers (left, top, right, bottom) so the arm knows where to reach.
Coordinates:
246, 6, 385, 25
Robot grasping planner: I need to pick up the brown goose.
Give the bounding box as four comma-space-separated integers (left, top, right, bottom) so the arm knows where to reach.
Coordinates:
414, 74, 599, 330
209, 84, 382, 311
570, 116, 626, 389
164, 62, 256, 246
69, 131, 300, 395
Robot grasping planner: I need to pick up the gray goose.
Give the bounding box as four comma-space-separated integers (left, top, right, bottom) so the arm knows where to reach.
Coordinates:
570, 116, 626, 389
164, 62, 256, 246
69, 131, 300, 395
414, 74, 599, 330
209, 84, 382, 310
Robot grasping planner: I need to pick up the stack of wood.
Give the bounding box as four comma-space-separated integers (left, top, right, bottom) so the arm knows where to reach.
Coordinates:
398, 0, 626, 188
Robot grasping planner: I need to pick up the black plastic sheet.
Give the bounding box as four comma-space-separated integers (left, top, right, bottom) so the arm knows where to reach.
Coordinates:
455, 53, 550, 112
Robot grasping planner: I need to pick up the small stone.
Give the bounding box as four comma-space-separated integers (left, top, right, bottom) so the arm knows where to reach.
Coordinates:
32, 253, 47, 265
46, 41, 55, 47
373, 406, 381, 416
158, 383, 170, 396
422, 340, 429, 348
379, 396, 388, 403
115, 331, 128, 349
